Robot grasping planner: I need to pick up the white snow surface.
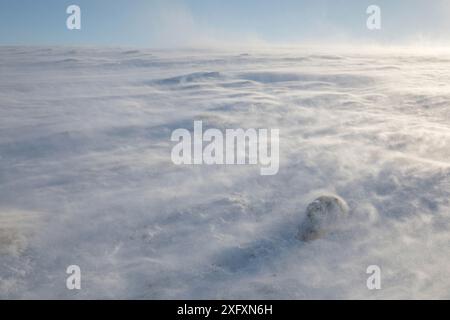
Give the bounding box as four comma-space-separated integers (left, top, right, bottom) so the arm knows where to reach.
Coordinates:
1, 46, 450, 299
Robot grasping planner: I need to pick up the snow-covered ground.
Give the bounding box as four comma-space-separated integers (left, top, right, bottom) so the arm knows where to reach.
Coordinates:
1, 46, 450, 299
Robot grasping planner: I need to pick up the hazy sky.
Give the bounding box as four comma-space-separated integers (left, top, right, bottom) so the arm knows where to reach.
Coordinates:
1, 0, 450, 47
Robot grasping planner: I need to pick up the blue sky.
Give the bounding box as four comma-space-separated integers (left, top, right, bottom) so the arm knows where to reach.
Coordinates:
1, 0, 449, 47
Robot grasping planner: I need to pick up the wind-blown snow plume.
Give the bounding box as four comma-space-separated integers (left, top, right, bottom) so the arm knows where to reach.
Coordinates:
1, 46, 450, 299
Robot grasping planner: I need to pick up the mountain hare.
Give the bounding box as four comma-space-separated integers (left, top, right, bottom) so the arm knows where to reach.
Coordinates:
298, 195, 349, 242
